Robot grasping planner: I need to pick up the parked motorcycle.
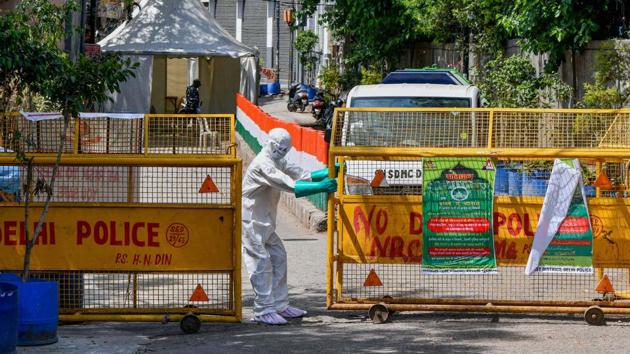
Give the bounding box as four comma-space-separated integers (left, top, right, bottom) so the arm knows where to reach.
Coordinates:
287, 83, 309, 112
323, 97, 345, 143
311, 89, 326, 123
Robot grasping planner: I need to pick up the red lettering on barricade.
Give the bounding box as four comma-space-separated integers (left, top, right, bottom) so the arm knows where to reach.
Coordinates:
3, 221, 17, 245
147, 223, 159, 247
370, 236, 390, 257
406, 239, 422, 262
74, 221, 161, 247
132, 223, 145, 246
493, 212, 506, 235
507, 213, 522, 236
77, 221, 90, 245
110, 221, 122, 246
409, 212, 423, 235
390, 236, 404, 258
524, 213, 536, 236
94, 221, 107, 245
354, 205, 376, 238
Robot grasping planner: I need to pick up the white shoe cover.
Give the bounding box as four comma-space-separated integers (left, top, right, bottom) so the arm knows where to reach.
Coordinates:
279, 306, 307, 318
254, 312, 288, 325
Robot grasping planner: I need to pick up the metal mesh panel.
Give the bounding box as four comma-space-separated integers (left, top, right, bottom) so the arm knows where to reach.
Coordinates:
492, 111, 630, 149
332, 109, 630, 150
330, 108, 630, 314
10, 165, 234, 205
334, 110, 489, 148
0, 114, 234, 156
28, 271, 233, 312
340, 264, 628, 303
0, 114, 75, 153
146, 115, 232, 155
341, 159, 629, 197
77, 117, 143, 154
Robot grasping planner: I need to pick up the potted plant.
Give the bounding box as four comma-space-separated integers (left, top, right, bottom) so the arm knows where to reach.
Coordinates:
0, 0, 136, 347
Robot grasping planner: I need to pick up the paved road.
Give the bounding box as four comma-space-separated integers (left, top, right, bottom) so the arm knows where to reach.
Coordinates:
258, 96, 318, 126
20, 206, 630, 354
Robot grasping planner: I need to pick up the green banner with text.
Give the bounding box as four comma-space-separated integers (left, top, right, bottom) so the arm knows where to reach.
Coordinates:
422, 158, 497, 273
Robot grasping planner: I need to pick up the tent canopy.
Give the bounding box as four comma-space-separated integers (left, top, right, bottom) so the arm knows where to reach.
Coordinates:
97, 0, 259, 113
99, 0, 256, 58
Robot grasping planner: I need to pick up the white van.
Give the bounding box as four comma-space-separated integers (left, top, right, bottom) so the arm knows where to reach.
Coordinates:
346, 83, 480, 108
342, 83, 481, 195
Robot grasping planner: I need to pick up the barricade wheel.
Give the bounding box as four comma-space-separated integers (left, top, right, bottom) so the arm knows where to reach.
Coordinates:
584, 306, 605, 326
180, 314, 201, 334
368, 303, 390, 324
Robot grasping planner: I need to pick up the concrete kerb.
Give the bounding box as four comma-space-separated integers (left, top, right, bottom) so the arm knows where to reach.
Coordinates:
236, 134, 328, 232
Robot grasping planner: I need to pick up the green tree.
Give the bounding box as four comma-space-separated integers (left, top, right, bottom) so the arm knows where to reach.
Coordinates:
1, 0, 137, 280
301, 0, 417, 72
318, 64, 342, 98
410, 0, 509, 58
500, 0, 607, 71
475, 54, 571, 108
295, 30, 319, 72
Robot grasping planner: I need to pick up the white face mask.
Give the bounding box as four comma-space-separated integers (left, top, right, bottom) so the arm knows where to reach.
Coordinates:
270, 142, 290, 160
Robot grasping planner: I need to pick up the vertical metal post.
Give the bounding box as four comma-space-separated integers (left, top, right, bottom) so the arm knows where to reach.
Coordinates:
143, 114, 149, 155
73, 117, 80, 154
275, 0, 280, 85
233, 160, 243, 321
88, 0, 97, 43
334, 158, 344, 303
326, 109, 339, 308
132, 273, 138, 308
596, 162, 602, 198
487, 110, 494, 149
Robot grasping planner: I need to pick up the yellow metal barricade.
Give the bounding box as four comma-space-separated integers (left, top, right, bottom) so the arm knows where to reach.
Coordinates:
0, 113, 236, 157
327, 108, 630, 324
0, 114, 241, 331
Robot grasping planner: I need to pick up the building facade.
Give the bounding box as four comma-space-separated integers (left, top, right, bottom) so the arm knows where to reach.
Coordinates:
206, 0, 332, 87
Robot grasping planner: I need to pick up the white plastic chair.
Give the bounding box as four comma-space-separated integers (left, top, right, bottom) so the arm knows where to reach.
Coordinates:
198, 118, 220, 149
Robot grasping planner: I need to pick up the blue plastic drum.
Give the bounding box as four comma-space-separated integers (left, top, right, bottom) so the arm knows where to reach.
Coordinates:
522, 170, 551, 196
307, 86, 317, 101
0, 274, 58, 346
0, 282, 18, 354
507, 170, 523, 196
267, 82, 281, 95
494, 166, 509, 195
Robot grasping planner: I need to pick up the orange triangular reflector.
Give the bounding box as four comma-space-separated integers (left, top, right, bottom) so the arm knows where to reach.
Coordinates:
594, 171, 613, 189
370, 170, 386, 188
363, 269, 383, 287
595, 274, 615, 294
199, 175, 219, 193
189, 283, 210, 301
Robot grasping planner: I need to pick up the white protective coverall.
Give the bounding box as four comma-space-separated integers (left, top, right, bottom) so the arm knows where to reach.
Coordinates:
242, 128, 311, 320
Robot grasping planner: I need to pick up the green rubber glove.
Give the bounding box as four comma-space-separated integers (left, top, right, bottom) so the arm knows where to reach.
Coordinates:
311, 163, 340, 182
294, 178, 338, 198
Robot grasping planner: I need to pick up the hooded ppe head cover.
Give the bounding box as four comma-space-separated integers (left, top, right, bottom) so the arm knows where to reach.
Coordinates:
267, 128, 292, 161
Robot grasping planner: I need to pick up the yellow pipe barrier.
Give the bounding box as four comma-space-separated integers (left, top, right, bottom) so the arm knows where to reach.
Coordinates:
59, 314, 241, 323
0, 155, 239, 167
329, 146, 630, 161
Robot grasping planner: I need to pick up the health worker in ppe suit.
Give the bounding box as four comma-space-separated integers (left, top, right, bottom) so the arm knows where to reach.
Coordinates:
242, 128, 337, 325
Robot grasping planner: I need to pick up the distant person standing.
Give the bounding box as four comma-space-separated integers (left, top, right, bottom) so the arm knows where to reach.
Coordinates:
180, 79, 201, 113
618, 17, 627, 38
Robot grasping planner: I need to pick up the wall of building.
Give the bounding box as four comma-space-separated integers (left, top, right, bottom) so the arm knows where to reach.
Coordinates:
211, 0, 330, 88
